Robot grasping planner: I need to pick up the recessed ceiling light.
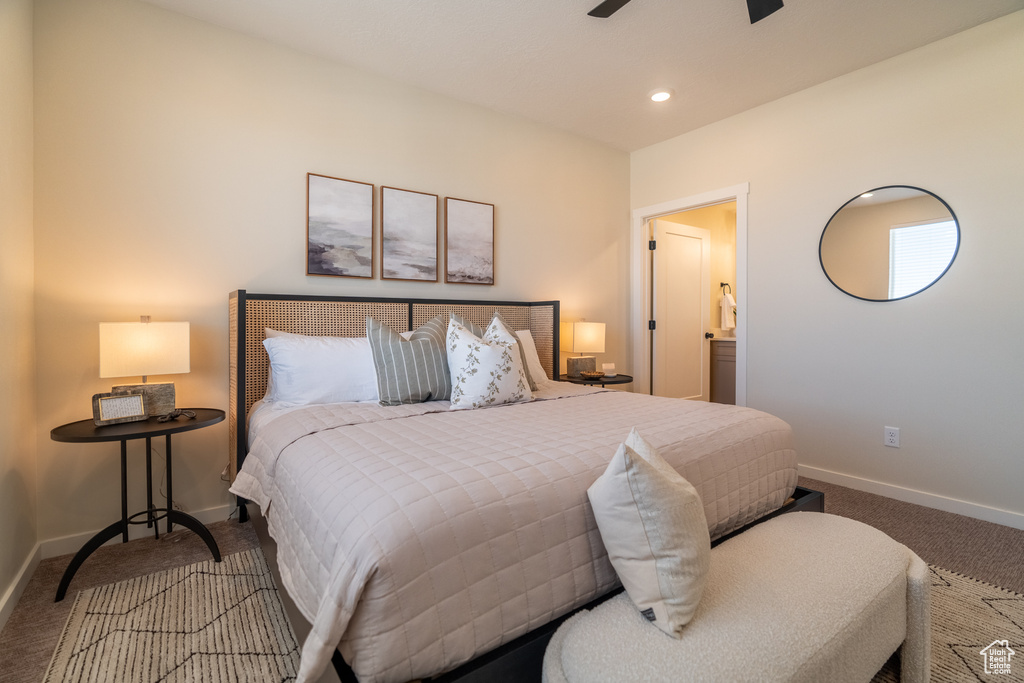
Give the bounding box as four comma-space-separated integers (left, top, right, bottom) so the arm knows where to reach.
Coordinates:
649, 89, 674, 103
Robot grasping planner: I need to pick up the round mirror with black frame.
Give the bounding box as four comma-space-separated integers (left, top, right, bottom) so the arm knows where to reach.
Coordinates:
819, 185, 960, 302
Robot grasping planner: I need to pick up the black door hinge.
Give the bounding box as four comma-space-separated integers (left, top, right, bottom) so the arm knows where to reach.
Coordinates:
648, 240, 656, 250
648, 320, 656, 330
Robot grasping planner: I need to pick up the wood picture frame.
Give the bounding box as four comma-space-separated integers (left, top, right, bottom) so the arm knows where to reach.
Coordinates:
92, 392, 148, 426
307, 173, 375, 279
445, 197, 495, 285
381, 186, 439, 282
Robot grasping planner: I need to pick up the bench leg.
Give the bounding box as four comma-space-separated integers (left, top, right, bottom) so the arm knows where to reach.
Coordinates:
901, 553, 931, 683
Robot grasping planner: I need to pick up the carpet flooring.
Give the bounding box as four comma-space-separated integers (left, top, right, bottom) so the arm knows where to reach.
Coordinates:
0, 519, 260, 683
799, 477, 1024, 595
2, 480, 1023, 682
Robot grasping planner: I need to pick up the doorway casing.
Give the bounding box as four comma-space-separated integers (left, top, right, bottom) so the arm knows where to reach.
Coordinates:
631, 183, 749, 405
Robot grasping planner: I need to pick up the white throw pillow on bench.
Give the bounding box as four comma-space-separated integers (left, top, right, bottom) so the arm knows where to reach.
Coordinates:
587, 428, 711, 637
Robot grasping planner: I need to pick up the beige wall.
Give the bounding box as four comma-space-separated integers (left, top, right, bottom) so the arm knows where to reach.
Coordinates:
33, 0, 630, 541
632, 11, 1024, 522
0, 0, 38, 608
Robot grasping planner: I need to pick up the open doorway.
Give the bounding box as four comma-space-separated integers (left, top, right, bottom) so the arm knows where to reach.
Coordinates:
652, 204, 736, 401
630, 184, 748, 405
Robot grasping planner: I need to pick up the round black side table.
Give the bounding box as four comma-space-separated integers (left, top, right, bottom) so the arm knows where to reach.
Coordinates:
559, 373, 634, 388
50, 408, 225, 601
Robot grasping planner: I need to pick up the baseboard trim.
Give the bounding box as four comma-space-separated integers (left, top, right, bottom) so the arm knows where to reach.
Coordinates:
0, 543, 42, 633
798, 465, 1024, 531
40, 504, 236, 560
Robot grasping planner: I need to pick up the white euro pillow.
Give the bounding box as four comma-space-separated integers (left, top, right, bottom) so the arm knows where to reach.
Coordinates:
262, 333, 378, 405
262, 327, 299, 400
446, 317, 532, 410
587, 428, 711, 638
513, 329, 549, 387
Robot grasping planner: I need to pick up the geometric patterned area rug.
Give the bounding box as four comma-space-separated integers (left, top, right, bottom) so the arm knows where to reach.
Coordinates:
43, 549, 299, 683
872, 565, 1024, 682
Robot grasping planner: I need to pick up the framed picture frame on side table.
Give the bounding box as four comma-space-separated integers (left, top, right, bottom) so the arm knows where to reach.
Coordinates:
91, 392, 148, 426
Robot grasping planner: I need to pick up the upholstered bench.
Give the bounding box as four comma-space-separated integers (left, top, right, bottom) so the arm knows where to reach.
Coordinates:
543, 512, 931, 683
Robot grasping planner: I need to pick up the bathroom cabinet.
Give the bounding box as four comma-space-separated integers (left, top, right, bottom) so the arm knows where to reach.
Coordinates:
710, 339, 736, 405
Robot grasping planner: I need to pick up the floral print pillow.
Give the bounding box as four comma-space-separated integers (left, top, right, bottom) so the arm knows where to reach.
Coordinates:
447, 317, 533, 410
482, 315, 534, 394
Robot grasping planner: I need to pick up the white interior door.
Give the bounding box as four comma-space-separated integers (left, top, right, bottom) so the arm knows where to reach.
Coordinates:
651, 219, 711, 400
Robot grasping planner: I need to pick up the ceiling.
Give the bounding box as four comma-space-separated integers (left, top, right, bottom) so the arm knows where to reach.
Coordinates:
139, 0, 1023, 151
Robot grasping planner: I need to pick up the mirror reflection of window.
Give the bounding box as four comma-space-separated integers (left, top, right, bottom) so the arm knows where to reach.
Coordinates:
819, 186, 959, 301
888, 219, 958, 299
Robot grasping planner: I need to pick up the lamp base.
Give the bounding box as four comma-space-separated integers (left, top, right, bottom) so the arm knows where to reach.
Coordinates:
566, 356, 597, 378
113, 383, 176, 416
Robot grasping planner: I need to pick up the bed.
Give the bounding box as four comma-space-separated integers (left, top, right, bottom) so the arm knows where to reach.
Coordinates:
226, 291, 800, 683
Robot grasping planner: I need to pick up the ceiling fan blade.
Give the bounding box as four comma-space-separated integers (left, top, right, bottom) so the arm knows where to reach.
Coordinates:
747, 0, 784, 23
588, 0, 633, 18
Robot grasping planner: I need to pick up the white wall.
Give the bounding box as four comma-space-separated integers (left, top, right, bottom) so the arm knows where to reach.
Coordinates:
33, 0, 630, 542
631, 12, 1024, 524
0, 0, 39, 619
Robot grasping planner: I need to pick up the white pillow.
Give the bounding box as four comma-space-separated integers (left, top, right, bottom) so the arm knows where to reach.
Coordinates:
262, 327, 299, 400
514, 329, 549, 386
446, 317, 532, 410
587, 428, 711, 638
484, 316, 533, 394
263, 333, 378, 405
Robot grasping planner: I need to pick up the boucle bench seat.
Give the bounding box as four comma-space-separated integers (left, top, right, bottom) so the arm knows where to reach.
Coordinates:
543, 512, 930, 683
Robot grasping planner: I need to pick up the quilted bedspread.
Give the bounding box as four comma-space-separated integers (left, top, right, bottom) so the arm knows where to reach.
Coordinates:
231, 383, 796, 683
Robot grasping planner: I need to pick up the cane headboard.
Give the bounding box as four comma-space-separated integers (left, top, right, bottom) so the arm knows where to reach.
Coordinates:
228, 290, 560, 481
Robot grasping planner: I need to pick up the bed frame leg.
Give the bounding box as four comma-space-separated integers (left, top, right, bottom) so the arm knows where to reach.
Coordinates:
237, 496, 249, 523
332, 649, 359, 683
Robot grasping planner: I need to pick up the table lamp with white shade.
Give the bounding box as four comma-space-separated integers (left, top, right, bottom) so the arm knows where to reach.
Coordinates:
560, 321, 605, 377
99, 317, 190, 416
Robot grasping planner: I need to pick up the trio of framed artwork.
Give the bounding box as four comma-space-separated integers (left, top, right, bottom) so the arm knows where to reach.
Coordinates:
306, 172, 495, 285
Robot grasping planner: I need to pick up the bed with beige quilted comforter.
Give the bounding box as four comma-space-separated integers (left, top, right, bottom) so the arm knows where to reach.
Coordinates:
230, 380, 797, 683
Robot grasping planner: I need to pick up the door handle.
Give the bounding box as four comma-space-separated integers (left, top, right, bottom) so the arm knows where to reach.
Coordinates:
704, 332, 715, 339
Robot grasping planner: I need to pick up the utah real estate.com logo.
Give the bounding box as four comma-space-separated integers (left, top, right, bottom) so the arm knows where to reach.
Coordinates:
980, 640, 1015, 675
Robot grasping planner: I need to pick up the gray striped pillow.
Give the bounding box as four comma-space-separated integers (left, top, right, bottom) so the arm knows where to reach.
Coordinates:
367, 316, 452, 405
449, 313, 485, 338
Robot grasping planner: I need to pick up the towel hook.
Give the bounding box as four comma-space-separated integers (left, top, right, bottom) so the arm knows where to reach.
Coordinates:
720, 282, 732, 294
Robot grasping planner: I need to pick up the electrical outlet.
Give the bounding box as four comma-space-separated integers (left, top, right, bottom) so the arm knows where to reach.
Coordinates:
884, 426, 900, 448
